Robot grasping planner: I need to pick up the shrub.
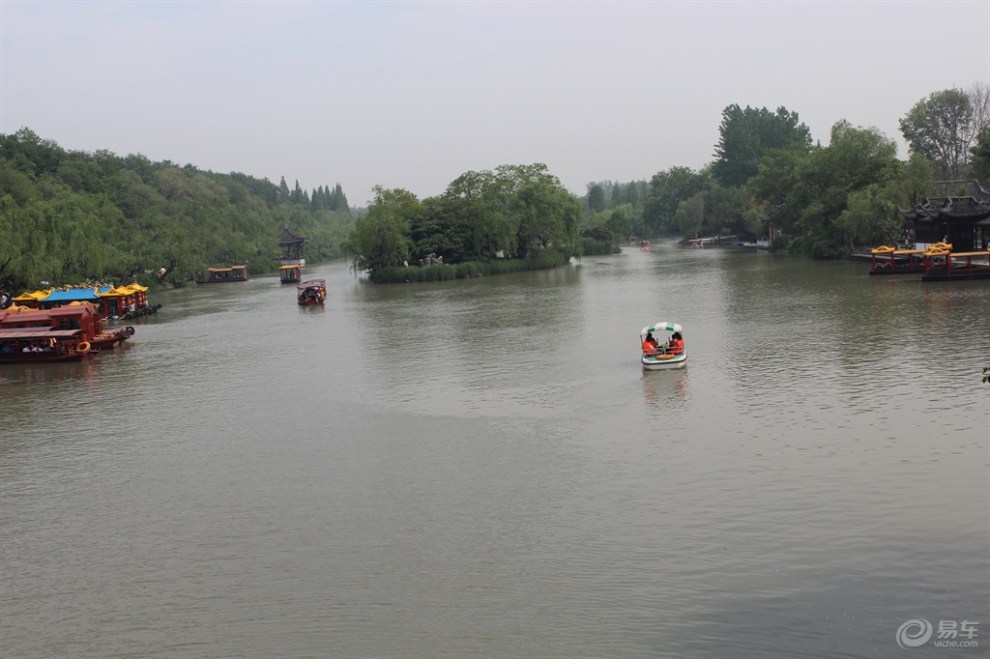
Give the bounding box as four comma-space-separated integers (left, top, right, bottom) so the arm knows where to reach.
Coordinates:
366, 247, 578, 283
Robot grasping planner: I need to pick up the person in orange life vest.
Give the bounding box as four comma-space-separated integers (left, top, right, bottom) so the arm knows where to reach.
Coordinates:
668, 332, 684, 355
642, 332, 659, 355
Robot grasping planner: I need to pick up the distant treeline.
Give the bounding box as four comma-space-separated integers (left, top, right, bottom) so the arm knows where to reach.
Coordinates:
576, 86, 989, 258
4, 85, 988, 290
0, 128, 356, 291
344, 165, 622, 279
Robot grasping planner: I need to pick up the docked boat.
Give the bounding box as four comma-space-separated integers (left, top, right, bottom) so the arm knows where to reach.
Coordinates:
922, 246, 990, 281
279, 263, 302, 284
90, 324, 136, 350
194, 265, 248, 284
278, 227, 307, 283
868, 245, 928, 275
640, 321, 687, 370
10, 282, 159, 320
0, 302, 132, 363
297, 279, 326, 306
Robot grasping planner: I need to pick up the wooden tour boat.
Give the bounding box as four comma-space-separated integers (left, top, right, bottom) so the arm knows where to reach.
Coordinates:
868, 245, 928, 275
195, 265, 249, 284
297, 279, 327, 306
867, 242, 990, 280
922, 246, 990, 281
278, 227, 307, 283
0, 302, 135, 363
10, 282, 159, 320
279, 264, 302, 284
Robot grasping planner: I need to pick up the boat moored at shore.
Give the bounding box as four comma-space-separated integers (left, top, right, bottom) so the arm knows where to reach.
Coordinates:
0, 302, 133, 363
10, 282, 159, 319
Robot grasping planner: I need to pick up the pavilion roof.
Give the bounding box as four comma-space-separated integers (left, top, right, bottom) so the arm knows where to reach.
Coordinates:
278, 227, 307, 246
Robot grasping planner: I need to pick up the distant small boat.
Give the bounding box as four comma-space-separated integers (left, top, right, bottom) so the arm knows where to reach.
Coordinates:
279, 264, 302, 284
297, 279, 326, 306
195, 265, 248, 284
640, 321, 686, 371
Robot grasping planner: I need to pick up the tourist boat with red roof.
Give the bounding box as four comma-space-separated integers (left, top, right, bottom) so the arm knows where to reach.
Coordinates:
0, 302, 135, 363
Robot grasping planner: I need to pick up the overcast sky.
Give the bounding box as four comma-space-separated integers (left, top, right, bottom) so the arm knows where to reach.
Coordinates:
2, 1, 988, 206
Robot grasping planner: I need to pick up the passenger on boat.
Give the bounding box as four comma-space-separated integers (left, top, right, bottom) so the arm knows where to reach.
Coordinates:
642, 333, 659, 355
668, 332, 684, 355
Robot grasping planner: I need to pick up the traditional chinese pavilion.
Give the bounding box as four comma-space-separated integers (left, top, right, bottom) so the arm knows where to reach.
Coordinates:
277, 227, 307, 283
900, 180, 990, 252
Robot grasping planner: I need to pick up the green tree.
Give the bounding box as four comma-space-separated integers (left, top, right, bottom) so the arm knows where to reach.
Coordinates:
0, 129, 355, 289
605, 204, 633, 241
748, 121, 901, 255
834, 184, 900, 249
643, 167, 703, 235
969, 127, 990, 184
675, 195, 704, 238
712, 104, 812, 187
346, 186, 415, 272
587, 183, 606, 212
705, 182, 753, 239
899, 88, 974, 180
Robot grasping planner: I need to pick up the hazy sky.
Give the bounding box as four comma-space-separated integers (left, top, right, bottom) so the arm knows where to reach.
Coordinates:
2, 1, 988, 206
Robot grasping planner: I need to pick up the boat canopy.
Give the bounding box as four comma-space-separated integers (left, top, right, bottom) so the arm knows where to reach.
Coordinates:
17, 286, 112, 304
0, 328, 81, 340
12, 289, 51, 302
642, 321, 682, 336
99, 284, 144, 297
297, 279, 325, 289
1, 305, 38, 314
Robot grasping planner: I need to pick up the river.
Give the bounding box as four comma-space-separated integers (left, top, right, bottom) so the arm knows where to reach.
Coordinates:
1, 244, 987, 658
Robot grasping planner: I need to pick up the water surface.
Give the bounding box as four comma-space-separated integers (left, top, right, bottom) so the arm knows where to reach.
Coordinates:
2, 244, 987, 658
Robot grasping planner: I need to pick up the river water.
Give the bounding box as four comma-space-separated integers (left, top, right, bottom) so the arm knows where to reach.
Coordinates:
1, 244, 987, 658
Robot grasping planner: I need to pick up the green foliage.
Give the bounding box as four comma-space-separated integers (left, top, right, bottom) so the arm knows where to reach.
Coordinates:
0, 129, 355, 291
369, 246, 575, 283
346, 186, 417, 272
834, 184, 899, 247
350, 164, 580, 278
579, 237, 621, 256
675, 194, 705, 237
643, 167, 704, 234
605, 204, 634, 241
970, 127, 990, 184
747, 121, 909, 254
586, 184, 606, 212
899, 88, 974, 180
713, 104, 813, 187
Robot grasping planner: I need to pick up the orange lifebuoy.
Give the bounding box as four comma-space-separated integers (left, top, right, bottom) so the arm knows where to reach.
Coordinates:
76, 341, 91, 353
